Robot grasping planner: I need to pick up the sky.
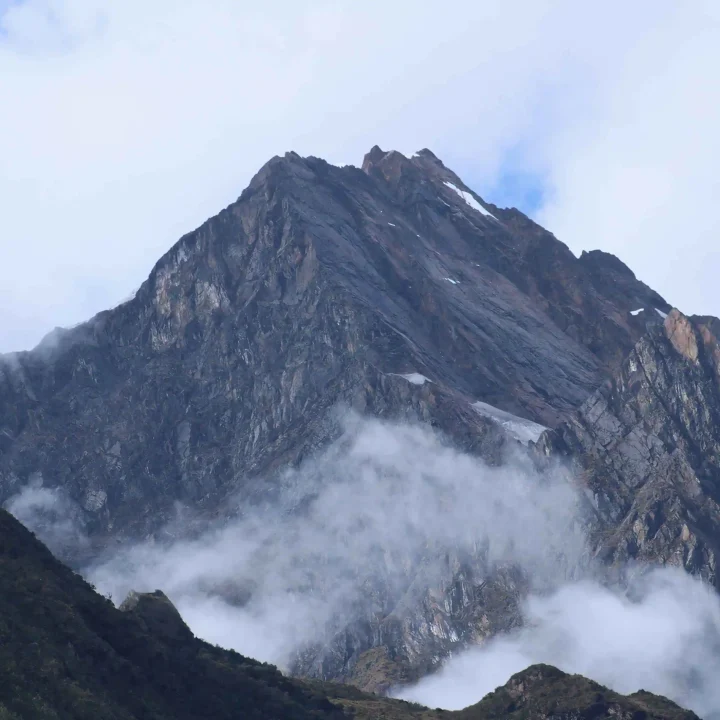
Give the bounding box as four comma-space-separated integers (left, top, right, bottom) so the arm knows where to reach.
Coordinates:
1, 0, 719, 352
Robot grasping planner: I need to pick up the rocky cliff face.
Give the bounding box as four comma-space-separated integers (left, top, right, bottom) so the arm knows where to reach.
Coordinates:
298, 305, 720, 694
2, 147, 704, 699
0, 147, 667, 541
539, 309, 720, 586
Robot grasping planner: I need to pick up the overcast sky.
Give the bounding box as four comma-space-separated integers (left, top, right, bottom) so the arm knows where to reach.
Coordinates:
1, 0, 719, 352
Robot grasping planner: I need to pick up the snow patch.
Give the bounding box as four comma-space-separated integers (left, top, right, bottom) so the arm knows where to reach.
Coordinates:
444, 278, 459, 285
656, 308, 668, 319
472, 401, 547, 445
630, 308, 643, 316
443, 181, 498, 220
398, 373, 431, 386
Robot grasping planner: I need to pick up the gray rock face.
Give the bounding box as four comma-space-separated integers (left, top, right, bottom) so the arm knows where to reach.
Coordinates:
0, 147, 667, 539
0, 146, 689, 690
296, 561, 529, 693
308, 306, 720, 691
539, 310, 720, 586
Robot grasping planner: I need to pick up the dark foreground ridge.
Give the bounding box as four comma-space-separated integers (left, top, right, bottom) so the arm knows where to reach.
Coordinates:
0, 507, 343, 720
0, 507, 697, 719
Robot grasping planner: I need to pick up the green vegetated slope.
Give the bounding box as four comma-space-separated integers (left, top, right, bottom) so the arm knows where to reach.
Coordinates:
0, 507, 343, 720
0, 508, 698, 720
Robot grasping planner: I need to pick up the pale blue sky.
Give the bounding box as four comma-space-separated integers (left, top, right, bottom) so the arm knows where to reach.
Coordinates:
1, 1, 718, 352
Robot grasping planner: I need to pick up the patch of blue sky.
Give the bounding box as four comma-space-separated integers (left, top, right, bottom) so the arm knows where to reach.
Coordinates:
0, 0, 20, 39
482, 140, 548, 218
488, 167, 547, 217
451, 140, 548, 220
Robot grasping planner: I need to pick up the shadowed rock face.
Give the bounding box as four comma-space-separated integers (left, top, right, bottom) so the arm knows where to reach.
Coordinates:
0, 147, 697, 692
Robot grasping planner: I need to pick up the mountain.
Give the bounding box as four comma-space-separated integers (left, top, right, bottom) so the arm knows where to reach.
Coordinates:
453, 664, 698, 720
0, 504, 697, 719
1, 146, 714, 700
0, 146, 668, 541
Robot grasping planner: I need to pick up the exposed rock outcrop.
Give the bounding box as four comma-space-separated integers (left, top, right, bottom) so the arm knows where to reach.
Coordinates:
459, 664, 699, 720
539, 310, 720, 586
119, 589, 195, 646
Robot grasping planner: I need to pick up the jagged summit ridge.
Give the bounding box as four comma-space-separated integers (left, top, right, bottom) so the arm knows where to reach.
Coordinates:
360, 144, 499, 219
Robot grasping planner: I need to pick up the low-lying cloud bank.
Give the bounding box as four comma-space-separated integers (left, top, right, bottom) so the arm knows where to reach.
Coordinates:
5, 414, 720, 717
6, 482, 89, 557
396, 568, 720, 717
86, 416, 585, 666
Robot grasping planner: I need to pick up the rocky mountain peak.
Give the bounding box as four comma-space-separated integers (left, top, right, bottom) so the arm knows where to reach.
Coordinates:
0, 146, 677, 541
414, 147, 442, 162
475, 665, 699, 720
2, 145, 711, 712
361, 143, 387, 170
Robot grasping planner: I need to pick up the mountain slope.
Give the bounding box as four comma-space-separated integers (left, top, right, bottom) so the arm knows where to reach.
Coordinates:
0, 503, 697, 720
0, 147, 668, 545
322, 664, 698, 720
539, 309, 720, 587
0, 507, 346, 720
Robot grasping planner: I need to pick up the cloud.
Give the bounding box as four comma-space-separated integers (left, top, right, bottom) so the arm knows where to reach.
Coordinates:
2, 1, 718, 351
4, 482, 89, 556
79, 414, 584, 669
396, 568, 720, 718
